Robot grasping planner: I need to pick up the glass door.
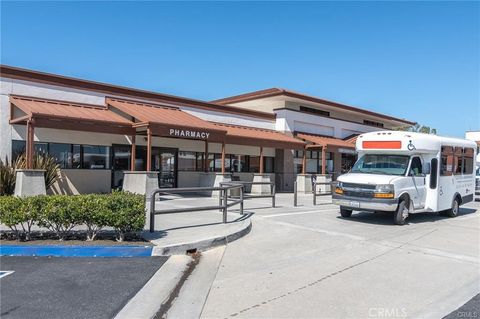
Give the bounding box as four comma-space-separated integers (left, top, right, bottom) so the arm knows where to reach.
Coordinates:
152, 148, 178, 188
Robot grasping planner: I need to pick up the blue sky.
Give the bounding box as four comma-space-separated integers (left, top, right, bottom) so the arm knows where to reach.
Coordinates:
1, 1, 479, 137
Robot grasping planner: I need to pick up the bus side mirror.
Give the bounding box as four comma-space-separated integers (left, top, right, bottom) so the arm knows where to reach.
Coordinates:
423, 163, 431, 175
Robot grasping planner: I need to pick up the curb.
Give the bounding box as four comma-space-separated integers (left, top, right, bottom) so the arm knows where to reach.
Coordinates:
114, 255, 192, 319
151, 219, 252, 256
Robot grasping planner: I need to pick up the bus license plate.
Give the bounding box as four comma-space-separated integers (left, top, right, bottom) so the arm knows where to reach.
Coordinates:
350, 201, 360, 208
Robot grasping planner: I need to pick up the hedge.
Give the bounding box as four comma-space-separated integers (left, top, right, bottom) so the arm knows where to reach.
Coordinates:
0, 191, 145, 242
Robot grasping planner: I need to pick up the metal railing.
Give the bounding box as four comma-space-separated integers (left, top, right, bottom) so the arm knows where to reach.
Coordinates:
220, 181, 276, 208
149, 185, 244, 232
294, 180, 336, 206
312, 181, 336, 205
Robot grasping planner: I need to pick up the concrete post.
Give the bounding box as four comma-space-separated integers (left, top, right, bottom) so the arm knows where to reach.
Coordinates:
14, 169, 46, 196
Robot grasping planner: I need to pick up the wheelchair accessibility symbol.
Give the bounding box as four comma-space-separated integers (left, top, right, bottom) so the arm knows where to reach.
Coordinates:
407, 140, 416, 151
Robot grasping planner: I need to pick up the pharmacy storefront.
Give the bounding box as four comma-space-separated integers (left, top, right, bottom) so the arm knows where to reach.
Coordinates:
1, 65, 414, 194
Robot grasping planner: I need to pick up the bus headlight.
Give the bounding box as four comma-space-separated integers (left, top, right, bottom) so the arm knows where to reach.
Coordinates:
374, 184, 394, 198
335, 182, 344, 195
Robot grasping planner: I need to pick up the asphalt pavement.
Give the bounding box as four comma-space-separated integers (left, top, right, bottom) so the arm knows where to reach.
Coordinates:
0, 256, 168, 319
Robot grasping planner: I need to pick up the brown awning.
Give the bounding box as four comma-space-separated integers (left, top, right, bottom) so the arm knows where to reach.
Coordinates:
212, 123, 306, 149
9, 95, 134, 134
106, 97, 227, 141
296, 132, 356, 149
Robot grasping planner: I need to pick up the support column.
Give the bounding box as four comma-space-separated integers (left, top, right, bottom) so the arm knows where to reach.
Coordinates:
130, 133, 136, 171
146, 127, 152, 171
259, 146, 264, 174
302, 148, 306, 174
204, 141, 209, 172
321, 146, 327, 175
221, 142, 226, 174
26, 119, 34, 169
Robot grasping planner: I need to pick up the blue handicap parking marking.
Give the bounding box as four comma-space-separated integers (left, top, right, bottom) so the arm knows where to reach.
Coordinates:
0, 271, 14, 278
0, 245, 153, 257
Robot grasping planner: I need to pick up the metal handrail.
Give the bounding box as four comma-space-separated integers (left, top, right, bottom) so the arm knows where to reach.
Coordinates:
149, 185, 244, 232
312, 181, 336, 205
220, 181, 276, 208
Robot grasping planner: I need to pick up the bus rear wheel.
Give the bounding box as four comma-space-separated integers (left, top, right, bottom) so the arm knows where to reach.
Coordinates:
445, 197, 460, 218
394, 200, 408, 225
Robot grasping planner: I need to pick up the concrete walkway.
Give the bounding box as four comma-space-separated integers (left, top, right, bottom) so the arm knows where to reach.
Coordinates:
144, 195, 252, 255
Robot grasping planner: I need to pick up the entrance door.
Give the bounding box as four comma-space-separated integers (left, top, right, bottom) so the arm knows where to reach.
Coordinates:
152, 148, 178, 188
112, 144, 131, 189
409, 156, 427, 209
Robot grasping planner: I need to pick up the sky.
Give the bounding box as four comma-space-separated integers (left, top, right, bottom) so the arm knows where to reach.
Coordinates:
1, 1, 479, 137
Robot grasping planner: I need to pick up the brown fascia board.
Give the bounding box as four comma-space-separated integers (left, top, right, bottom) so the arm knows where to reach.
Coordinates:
0, 65, 275, 121
213, 87, 416, 126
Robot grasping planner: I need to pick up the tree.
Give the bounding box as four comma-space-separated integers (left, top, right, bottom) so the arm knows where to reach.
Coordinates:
394, 124, 437, 134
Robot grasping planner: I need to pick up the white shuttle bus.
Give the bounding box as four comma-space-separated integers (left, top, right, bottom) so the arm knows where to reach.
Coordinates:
332, 131, 477, 225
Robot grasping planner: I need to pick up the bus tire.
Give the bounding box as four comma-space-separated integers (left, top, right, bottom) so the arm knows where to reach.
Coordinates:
445, 197, 460, 218
394, 200, 408, 225
340, 207, 352, 218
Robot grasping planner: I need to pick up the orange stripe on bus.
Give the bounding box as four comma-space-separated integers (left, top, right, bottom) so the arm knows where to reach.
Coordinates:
362, 141, 402, 149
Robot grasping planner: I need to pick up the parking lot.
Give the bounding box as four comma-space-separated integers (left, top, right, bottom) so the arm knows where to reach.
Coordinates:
0, 256, 168, 319
198, 194, 480, 318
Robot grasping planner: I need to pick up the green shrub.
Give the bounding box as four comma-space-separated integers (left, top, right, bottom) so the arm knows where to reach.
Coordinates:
78, 194, 109, 241
0, 196, 24, 240
18, 196, 44, 241
38, 195, 81, 241
106, 191, 145, 242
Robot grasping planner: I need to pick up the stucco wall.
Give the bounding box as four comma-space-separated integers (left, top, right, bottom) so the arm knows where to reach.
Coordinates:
50, 169, 111, 195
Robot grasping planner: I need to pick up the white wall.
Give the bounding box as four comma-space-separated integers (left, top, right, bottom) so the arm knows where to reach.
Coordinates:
274, 108, 380, 138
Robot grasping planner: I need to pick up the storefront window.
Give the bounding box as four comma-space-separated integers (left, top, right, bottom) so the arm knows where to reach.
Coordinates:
72, 145, 82, 168
49, 143, 73, 169
196, 153, 204, 171
264, 157, 275, 173
231, 155, 248, 172
11, 140, 26, 161
178, 151, 196, 171
250, 156, 260, 173
82, 145, 110, 169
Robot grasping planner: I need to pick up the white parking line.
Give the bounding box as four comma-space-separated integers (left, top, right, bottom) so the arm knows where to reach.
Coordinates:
0, 271, 14, 278
261, 208, 338, 218
266, 219, 367, 240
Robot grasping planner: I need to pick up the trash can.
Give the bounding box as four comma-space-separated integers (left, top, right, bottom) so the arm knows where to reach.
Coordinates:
229, 175, 241, 197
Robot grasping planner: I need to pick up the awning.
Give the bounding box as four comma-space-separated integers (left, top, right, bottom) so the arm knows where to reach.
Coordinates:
213, 123, 306, 149
296, 132, 356, 149
106, 97, 227, 141
9, 96, 134, 134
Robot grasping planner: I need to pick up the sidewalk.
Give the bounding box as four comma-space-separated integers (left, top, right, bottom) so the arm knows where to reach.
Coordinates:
144, 195, 253, 255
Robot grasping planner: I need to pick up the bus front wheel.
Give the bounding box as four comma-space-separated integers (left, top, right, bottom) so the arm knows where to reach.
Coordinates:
340, 207, 352, 218
444, 197, 460, 218
394, 200, 408, 225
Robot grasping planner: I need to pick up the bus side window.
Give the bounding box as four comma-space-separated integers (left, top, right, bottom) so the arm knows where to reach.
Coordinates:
430, 158, 438, 189
463, 148, 475, 174
440, 146, 454, 176
409, 157, 423, 176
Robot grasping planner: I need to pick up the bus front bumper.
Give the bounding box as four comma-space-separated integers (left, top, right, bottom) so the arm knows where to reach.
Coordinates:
332, 194, 399, 212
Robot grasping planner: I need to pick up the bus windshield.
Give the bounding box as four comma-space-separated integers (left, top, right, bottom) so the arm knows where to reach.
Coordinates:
351, 154, 410, 176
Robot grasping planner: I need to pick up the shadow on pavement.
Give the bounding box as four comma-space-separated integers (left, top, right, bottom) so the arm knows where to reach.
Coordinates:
336, 207, 478, 226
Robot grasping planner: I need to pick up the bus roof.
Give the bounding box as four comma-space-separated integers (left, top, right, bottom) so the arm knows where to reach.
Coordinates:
356, 131, 477, 153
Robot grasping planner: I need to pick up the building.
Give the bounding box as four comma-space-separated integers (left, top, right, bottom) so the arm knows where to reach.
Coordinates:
0, 65, 414, 194
465, 131, 480, 165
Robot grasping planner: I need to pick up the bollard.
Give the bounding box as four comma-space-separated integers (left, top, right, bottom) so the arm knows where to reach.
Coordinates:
294, 180, 298, 207
272, 184, 276, 208
240, 186, 244, 215
223, 188, 228, 223
219, 189, 223, 212
149, 192, 156, 233
313, 181, 317, 206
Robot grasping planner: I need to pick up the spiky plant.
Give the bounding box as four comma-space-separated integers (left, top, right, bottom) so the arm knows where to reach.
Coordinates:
0, 157, 16, 196
14, 154, 60, 190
